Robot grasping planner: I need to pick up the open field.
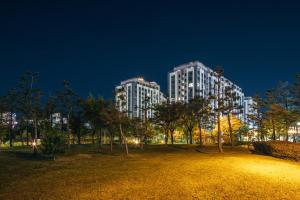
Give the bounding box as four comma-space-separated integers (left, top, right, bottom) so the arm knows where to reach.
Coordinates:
1, 145, 300, 200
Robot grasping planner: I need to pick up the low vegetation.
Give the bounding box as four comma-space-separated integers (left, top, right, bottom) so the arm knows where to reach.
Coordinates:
253, 141, 300, 161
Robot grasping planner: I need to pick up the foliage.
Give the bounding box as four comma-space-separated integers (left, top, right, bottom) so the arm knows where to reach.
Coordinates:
41, 130, 66, 155
190, 97, 212, 145
179, 102, 197, 144
213, 115, 243, 144
153, 102, 181, 144
253, 141, 300, 161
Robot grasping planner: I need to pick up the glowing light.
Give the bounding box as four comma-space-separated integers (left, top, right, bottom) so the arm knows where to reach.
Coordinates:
134, 140, 139, 145
32, 141, 37, 147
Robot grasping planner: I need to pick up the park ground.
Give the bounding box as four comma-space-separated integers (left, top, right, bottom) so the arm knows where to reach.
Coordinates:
1, 145, 300, 200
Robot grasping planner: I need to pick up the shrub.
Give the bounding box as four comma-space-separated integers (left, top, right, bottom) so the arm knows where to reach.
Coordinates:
236, 141, 251, 146
41, 131, 66, 156
253, 141, 300, 161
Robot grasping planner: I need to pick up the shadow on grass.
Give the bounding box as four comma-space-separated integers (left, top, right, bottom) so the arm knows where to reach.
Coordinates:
11, 151, 55, 161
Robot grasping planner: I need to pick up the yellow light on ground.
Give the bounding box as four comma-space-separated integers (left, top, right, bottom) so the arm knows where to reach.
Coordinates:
232, 157, 300, 183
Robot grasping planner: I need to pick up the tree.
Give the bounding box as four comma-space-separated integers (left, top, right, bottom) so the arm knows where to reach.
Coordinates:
274, 81, 296, 141
70, 103, 85, 145
57, 80, 76, 149
0, 94, 15, 147
236, 124, 250, 142
16, 71, 41, 146
44, 94, 57, 130
213, 67, 224, 153
248, 95, 266, 141
104, 100, 118, 153
214, 115, 243, 144
132, 95, 152, 150
265, 103, 282, 140
293, 74, 300, 141
115, 86, 129, 155
264, 82, 298, 141
0, 96, 6, 145
5, 90, 18, 148
190, 97, 212, 146
179, 102, 197, 144
294, 74, 300, 111
153, 101, 181, 145
223, 85, 243, 146
82, 95, 107, 148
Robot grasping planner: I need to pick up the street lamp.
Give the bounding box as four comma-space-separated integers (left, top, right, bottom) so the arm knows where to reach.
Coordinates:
32, 140, 37, 154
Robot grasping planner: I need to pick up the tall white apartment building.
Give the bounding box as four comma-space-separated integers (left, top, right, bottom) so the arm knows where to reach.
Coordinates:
168, 61, 245, 120
115, 77, 166, 119
244, 97, 256, 128
0, 112, 18, 128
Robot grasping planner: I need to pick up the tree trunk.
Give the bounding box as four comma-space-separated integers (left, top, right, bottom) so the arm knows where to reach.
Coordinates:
67, 116, 71, 149
34, 118, 38, 140
189, 130, 193, 144
50, 114, 53, 129
119, 123, 128, 156
92, 130, 95, 144
227, 114, 234, 147
285, 123, 289, 142
20, 131, 24, 146
140, 126, 144, 150
98, 128, 102, 149
199, 123, 203, 146
26, 124, 29, 146
119, 131, 123, 147
259, 121, 264, 141
110, 130, 113, 153
217, 75, 223, 153
164, 129, 168, 145
171, 131, 174, 145
9, 112, 13, 148
272, 119, 276, 140
217, 113, 223, 152
77, 128, 81, 145
185, 131, 189, 144
140, 134, 144, 150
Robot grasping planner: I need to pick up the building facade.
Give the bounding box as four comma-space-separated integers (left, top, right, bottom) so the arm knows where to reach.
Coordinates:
115, 77, 166, 119
243, 97, 256, 128
0, 112, 18, 128
168, 61, 246, 120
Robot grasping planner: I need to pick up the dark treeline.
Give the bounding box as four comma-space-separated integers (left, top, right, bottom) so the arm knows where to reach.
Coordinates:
248, 75, 300, 143
0, 70, 299, 155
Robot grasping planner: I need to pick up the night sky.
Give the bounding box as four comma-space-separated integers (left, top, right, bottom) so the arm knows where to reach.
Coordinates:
0, 0, 299, 99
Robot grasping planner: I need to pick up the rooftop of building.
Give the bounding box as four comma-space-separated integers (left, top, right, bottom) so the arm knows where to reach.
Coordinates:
118, 77, 160, 88
171, 60, 243, 92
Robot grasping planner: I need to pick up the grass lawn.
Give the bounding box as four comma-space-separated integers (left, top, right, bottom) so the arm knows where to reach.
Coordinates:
1, 145, 300, 200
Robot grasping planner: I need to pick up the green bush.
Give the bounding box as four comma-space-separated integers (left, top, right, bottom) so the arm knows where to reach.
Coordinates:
41, 131, 66, 156
253, 141, 300, 161
236, 141, 249, 145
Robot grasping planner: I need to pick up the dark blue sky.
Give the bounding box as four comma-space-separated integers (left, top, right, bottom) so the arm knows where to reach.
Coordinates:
0, 0, 299, 98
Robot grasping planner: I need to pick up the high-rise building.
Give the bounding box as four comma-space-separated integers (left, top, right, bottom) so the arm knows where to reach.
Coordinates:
168, 61, 245, 120
0, 112, 18, 128
115, 77, 166, 119
244, 97, 256, 128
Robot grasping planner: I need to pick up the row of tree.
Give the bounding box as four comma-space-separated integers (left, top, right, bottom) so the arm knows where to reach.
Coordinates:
0, 70, 299, 154
249, 74, 300, 142
0, 69, 244, 153
153, 68, 244, 153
